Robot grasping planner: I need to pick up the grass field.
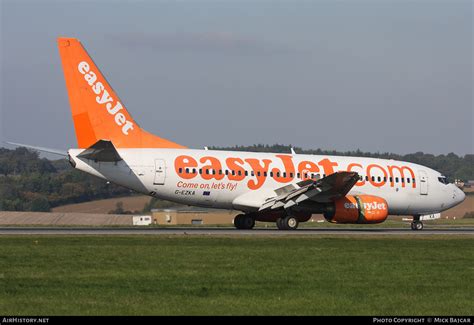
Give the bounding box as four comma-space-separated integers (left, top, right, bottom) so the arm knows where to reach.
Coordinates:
0, 236, 472, 315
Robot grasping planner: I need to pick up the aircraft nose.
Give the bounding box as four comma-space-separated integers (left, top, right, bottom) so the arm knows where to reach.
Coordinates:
453, 186, 466, 205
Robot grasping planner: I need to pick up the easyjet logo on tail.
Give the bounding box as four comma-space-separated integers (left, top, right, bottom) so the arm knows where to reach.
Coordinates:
77, 61, 134, 135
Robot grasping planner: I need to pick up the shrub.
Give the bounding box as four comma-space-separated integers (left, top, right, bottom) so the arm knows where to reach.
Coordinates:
462, 211, 474, 219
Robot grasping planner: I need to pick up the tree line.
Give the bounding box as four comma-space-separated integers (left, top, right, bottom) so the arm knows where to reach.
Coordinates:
0, 148, 131, 211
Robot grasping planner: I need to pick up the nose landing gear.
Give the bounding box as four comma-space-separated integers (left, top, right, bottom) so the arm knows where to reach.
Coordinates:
411, 215, 424, 231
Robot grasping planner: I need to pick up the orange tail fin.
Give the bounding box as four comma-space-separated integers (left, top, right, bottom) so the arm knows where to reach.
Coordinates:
57, 37, 186, 149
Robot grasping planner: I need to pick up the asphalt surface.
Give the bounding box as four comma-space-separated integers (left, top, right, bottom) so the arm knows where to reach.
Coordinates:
0, 227, 473, 236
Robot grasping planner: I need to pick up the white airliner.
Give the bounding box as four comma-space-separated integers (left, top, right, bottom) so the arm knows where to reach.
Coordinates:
9, 37, 466, 230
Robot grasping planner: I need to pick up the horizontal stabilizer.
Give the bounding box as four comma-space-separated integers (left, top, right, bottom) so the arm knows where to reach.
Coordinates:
4, 141, 67, 157
77, 140, 122, 162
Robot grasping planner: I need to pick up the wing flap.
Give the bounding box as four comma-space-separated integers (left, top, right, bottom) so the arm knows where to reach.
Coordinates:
259, 171, 359, 211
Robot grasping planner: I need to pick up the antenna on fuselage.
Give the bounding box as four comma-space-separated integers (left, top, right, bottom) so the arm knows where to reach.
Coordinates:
290, 147, 296, 155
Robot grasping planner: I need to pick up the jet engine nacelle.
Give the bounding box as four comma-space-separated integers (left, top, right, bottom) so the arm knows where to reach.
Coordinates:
324, 195, 388, 224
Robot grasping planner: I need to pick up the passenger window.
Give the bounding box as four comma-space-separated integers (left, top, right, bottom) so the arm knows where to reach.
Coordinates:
244, 171, 248, 176
297, 173, 301, 178
205, 169, 209, 175
401, 178, 405, 183
193, 168, 196, 174
290, 173, 294, 178
389, 177, 393, 183
264, 172, 267, 177
199, 169, 202, 175
179, 168, 183, 174
377, 176, 381, 182
395, 177, 399, 183
232, 170, 235, 176
257, 171, 261, 177
219, 170, 223, 175
407, 178, 410, 183
225, 170, 229, 176
270, 172, 274, 177
283, 172, 286, 178
251, 171, 255, 177
185, 168, 189, 174
365, 176, 369, 181
371, 176, 375, 182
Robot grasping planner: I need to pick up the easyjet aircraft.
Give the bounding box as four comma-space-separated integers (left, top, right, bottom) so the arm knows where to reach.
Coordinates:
10, 37, 466, 230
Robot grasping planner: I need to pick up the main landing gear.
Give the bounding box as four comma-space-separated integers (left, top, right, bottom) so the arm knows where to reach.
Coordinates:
233, 214, 255, 230
276, 216, 299, 230
233, 214, 301, 230
411, 215, 424, 231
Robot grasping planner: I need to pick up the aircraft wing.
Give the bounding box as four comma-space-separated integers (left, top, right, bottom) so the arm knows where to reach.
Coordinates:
259, 171, 359, 211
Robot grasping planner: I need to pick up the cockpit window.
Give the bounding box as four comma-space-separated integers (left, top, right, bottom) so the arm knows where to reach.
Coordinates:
438, 176, 448, 185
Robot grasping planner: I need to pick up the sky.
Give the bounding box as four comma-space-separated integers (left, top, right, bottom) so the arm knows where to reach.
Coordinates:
1, 0, 472, 156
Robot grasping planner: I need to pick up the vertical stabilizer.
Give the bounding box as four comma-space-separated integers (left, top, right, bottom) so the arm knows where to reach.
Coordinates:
57, 37, 185, 149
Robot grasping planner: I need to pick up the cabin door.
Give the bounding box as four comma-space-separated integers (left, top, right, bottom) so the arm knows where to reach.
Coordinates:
154, 159, 166, 185
419, 170, 428, 195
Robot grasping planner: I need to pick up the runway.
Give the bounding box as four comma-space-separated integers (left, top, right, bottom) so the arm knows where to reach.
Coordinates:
0, 227, 473, 236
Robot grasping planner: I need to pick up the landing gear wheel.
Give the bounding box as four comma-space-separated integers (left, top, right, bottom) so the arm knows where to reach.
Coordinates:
233, 214, 255, 230
276, 216, 299, 230
415, 221, 423, 231
411, 221, 423, 231
234, 214, 243, 229
241, 216, 255, 230
276, 218, 285, 230
285, 216, 299, 230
